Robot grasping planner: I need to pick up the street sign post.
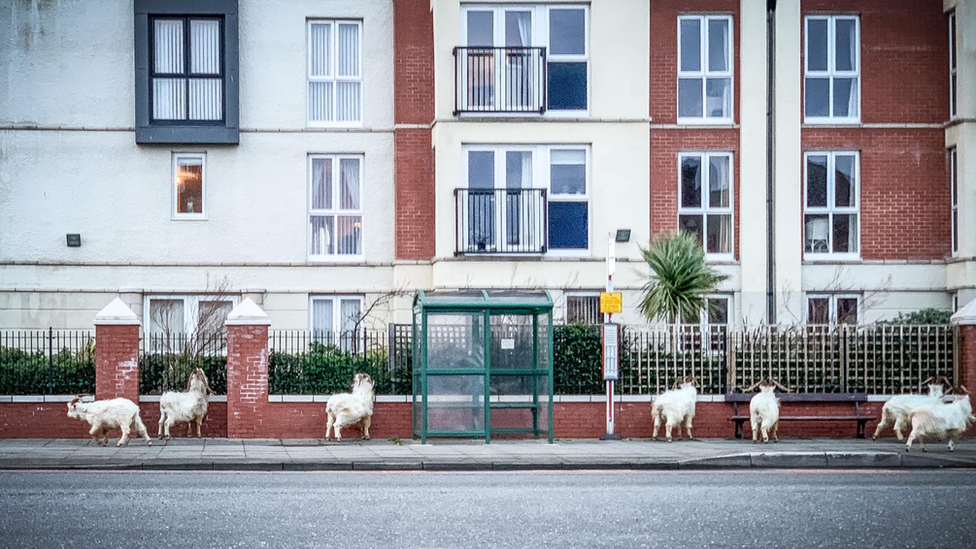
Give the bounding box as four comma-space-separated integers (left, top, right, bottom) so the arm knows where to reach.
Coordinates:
601, 235, 621, 440
602, 323, 619, 381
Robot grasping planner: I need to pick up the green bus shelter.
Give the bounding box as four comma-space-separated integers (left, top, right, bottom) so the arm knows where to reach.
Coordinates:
412, 290, 554, 443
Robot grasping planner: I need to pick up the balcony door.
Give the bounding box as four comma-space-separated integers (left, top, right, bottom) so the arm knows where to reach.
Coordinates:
462, 8, 535, 112
464, 148, 543, 253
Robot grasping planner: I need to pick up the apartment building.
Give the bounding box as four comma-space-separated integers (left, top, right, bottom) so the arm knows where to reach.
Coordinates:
0, 0, 969, 331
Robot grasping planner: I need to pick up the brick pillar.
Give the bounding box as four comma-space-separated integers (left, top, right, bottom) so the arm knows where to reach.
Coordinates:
952, 301, 976, 391
225, 298, 271, 439
93, 297, 141, 402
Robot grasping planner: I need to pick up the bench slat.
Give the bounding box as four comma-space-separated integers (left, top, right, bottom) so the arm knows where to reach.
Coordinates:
731, 416, 875, 421
724, 393, 869, 403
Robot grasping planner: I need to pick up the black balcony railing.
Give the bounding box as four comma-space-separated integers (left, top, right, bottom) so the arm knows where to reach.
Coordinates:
454, 47, 547, 115
455, 188, 548, 255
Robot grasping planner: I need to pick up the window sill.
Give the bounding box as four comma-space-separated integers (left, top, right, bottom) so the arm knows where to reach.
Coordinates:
307, 256, 366, 264
675, 118, 734, 126
803, 254, 861, 263
306, 121, 365, 129
136, 125, 239, 145
802, 118, 861, 127
171, 215, 208, 221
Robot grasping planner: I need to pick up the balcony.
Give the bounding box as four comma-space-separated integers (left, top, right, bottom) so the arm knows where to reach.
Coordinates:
454, 188, 548, 255
453, 47, 547, 115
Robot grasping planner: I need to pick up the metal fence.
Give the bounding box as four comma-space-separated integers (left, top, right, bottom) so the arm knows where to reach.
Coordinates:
0, 329, 95, 395
268, 328, 412, 395
139, 332, 227, 395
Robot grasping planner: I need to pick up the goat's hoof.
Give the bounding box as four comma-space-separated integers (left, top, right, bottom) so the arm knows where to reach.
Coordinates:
147, 442, 152, 447
666, 439, 672, 443
773, 439, 778, 443
922, 448, 927, 453
363, 436, 371, 441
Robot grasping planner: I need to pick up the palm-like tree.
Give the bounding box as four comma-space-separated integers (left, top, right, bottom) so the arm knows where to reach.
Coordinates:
638, 232, 728, 324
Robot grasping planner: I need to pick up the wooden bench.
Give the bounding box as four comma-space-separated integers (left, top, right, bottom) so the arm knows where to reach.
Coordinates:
725, 393, 877, 439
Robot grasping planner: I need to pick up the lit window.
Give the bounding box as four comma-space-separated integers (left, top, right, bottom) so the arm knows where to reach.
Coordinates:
804, 15, 859, 123
309, 155, 364, 258
678, 152, 734, 258
172, 153, 205, 218
678, 15, 733, 123
804, 152, 859, 258
807, 294, 859, 325
307, 20, 363, 125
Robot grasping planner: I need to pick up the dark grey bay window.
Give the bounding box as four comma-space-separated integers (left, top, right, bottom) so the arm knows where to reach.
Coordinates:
135, 0, 239, 144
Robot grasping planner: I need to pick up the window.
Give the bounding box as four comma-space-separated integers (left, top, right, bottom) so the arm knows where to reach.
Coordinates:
953, 293, 959, 313
460, 5, 588, 112
146, 294, 237, 353
807, 294, 859, 325
951, 147, 959, 255
950, 11, 957, 118
460, 145, 589, 254
134, 0, 239, 144
804, 152, 859, 258
678, 153, 733, 258
309, 155, 364, 259
565, 293, 600, 324
678, 15, 733, 123
804, 15, 859, 123
310, 296, 363, 349
172, 153, 205, 219
307, 20, 362, 125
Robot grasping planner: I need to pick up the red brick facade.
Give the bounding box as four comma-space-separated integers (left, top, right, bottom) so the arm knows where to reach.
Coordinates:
94, 324, 140, 402
393, 0, 435, 260
226, 323, 271, 438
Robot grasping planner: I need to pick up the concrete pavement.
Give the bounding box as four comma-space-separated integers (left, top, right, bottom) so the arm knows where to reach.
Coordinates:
1, 437, 974, 470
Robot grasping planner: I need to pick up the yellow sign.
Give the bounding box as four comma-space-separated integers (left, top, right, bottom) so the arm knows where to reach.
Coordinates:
600, 292, 623, 314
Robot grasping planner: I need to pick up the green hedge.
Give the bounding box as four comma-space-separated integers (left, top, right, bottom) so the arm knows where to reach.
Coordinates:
0, 347, 95, 395
139, 354, 228, 395
269, 343, 410, 395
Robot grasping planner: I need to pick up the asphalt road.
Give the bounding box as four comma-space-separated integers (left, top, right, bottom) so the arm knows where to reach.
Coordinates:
1, 470, 974, 549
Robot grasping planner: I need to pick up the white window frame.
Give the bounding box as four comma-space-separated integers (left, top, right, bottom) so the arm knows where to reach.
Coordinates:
461, 144, 591, 256
564, 291, 601, 324
804, 15, 860, 124
308, 295, 365, 337
803, 151, 860, 260
171, 153, 206, 220
805, 294, 861, 325
307, 154, 365, 262
145, 294, 240, 335
698, 294, 732, 326
306, 19, 363, 128
677, 14, 734, 125
677, 152, 735, 260
951, 147, 959, 256
949, 10, 957, 119
459, 4, 590, 117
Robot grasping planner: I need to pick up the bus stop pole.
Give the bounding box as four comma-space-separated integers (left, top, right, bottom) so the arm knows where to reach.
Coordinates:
600, 235, 620, 441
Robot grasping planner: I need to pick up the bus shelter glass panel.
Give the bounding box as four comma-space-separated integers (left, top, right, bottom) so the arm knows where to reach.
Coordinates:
427, 375, 486, 433
427, 313, 485, 370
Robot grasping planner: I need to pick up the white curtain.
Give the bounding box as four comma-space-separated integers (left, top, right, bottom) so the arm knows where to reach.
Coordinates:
339, 299, 361, 351
708, 155, 730, 208
153, 19, 185, 119
312, 299, 335, 344
308, 23, 333, 122
311, 158, 332, 210
189, 19, 221, 120
337, 23, 361, 122
340, 158, 360, 210
338, 158, 362, 255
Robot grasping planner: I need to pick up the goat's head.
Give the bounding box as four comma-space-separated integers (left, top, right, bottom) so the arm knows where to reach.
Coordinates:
353, 373, 375, 393
187, 368, 213, 395
922, 376, 947, 398
952, 385, 970, 400
759, 378, 777, 394
680, 376, 698, 389
66, 395, 86, 419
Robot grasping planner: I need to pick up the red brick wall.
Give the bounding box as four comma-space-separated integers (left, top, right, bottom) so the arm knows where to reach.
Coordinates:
94, 324, 140, 402
226, 324, 270, 439
139, 401, 228, 438
649, 1, 741, 259
800, 1, 950, 260
393, 0, 435, 260
0, 403, 93, 438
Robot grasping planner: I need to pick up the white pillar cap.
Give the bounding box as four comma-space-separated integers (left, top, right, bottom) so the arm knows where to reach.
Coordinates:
951, 299, 976, 326
226, 297, 271, 326
94, 297, 140, 326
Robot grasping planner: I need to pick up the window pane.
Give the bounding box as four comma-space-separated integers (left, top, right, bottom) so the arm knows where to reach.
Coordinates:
708, 155, 730, 208
309, 23, 331, 77
310, 215, 334, 255
308, 81, 334, 122
154, 19, 184, 73
311, 158, 333, 210
705, 78, 731, 118
175, 157, 203, 214
190, 19, 220, 75
953, 211, 959, 253
805, 78, 829, 117
680, 156, 702, 208
832, 214, 857, 253
547, 62, 587, 110
153, 78, 186, 120
551, 151, 585, 195
679, 19, 701, 72
337, 23, 359, 77
834, 155, 855, 208
707, 19, 729, 72
337, 216, 362, 255
340, 299, 361, 334
149, 300, 185, 334
339, 158, 361, 209
679, 215, 704, 246
336, 82, 361, 122
832, 78, 857, 118
467, 11, 493, 46
507, 151, 532, 190
506, 11, 532, 47
806, 18, 828, 71
706, 214, 732, 254
707, 297, 729, 324
199, 301, 232, 336
549, 202, 588, 249
834, 19, 856, 72
807, 298, 830, 324
837, 298, 858, 325
188, 78, 222, 120
549, 9, 585, 55
468, 151, 494, 189
806, 155, 828, 207
312, 299, 334, 335
566, 296, 600, 324
805, 215, 830, 253
678, 78, 703, 118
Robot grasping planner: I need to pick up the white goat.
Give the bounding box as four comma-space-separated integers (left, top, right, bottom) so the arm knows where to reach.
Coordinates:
872, 377, 948, 441
325, 373, 375, 441
66, 395, 152, 447
905, 386, 974, 452
158, 368, 213, 439
651, 376, 698, 442
746, 378, 789, 444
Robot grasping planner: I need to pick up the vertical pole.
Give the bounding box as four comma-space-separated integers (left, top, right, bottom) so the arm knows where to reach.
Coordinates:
601, 235, 620, 440
47, 327, 54, 396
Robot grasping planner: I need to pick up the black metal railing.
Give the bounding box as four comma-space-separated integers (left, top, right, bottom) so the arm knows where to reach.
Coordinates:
455, 188, 548, 255
139, 332, 227, 395
0, 329, 95, 395
454, 46, 547, 114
